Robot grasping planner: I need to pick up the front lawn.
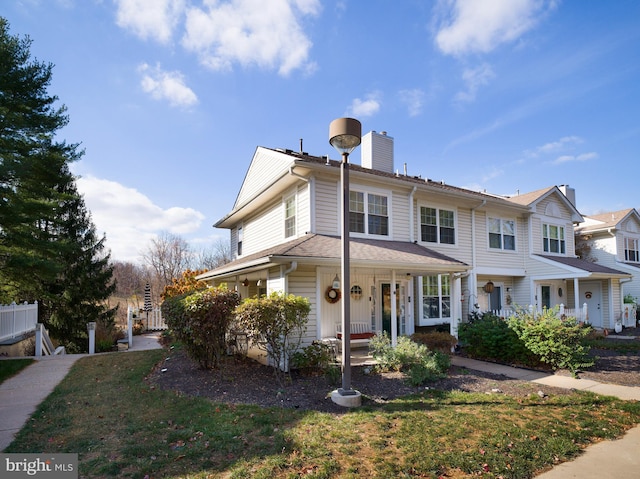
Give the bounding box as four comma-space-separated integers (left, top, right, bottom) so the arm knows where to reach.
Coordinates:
5, 350, 640, 478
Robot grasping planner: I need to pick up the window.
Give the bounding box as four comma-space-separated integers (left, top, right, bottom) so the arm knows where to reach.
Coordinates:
543, 224, 566, 254
422, 275, 451, 320
489, 218, 515, 250
284, 195, 296, 238
420, 206, 455, 244
625, 237, 639, 262
237, 226, 243, 256
349, 190, 389, 236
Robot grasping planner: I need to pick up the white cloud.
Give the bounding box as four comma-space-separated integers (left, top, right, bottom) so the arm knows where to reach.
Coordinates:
454, 63, 495, 103
76, 175, 205, 262
115, 0, 186, 44
552, 152, 598, 165
182, 0, 321, 76
138, 63, 198, 108
434, 0, 557, 56
398, 89, 425, 117
347, 92, 381, 118
537, 136, 583, 154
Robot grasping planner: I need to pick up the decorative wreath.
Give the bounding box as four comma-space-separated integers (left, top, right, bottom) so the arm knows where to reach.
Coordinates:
325, 286, 341, 304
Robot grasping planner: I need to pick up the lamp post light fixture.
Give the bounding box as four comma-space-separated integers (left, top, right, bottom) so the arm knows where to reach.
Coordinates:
329, 117, 362, 406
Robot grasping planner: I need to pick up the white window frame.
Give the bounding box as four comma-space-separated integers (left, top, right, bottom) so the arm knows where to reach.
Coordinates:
419, 205, 456, 245
542, 223, 566, 255
284, 194, 296, 239
420, 274, 451, 323
488, 217, 516, 251
236, 225, 243, 257
625, 236, 639, 262
349, 187, 391, 238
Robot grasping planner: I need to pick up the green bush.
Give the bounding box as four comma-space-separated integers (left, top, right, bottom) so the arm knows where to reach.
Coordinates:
458, 312, 538, 365
161, 287, 240, 369
411, 331, 457, 353
290, 341, 334, 370
507, 308, 594, 376
234, 292, 310, 386
369, 332, 450, 386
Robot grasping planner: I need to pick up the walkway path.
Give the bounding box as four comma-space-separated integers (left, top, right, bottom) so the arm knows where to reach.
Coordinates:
0, 332, 162, 451
1, 337, 639, 478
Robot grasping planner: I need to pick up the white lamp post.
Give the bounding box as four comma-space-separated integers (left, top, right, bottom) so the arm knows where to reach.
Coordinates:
329, 117, 362, 406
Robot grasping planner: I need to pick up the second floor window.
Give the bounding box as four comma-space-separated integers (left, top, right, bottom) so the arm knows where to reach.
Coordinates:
237, 226, 243, 256
420, 206, 455, 244
284, 195, 296, 238
625, 237, 639, 262
489, 217, 515, 251
543, 224, 566, 254
350, 191, 389, 236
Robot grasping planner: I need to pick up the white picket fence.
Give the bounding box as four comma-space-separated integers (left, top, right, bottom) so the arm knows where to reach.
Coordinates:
485, 303, 589, 322
128, 306, 168, 331
0, 301, 39, 342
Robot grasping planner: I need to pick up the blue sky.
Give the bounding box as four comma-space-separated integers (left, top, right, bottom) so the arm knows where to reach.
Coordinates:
4, 0, 639, 262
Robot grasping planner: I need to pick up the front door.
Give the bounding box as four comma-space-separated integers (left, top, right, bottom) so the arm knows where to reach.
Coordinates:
579, 281, 602, 327
381, 283, 406, 336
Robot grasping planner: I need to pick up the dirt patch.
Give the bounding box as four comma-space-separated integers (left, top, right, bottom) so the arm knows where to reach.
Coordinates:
148, 347, 606, 414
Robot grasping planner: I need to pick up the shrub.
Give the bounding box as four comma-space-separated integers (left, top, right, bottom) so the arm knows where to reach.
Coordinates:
507, 307, 594, 376
370, 332, 450, 386
234, 292, 310, 386
458, 312, 539, 366
161, 287, 240, 369
290, 341, 334, 371
411, 331, 457, 353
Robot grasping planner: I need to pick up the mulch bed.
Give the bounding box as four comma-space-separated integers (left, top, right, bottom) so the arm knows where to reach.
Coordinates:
147, 335, 639, 414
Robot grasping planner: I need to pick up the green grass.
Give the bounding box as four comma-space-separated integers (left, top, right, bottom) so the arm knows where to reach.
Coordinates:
0, 358, 34, 384
6, 350, 640, 479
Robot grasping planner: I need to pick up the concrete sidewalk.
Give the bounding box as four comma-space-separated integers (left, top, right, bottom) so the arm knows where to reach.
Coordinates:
0, 331, 163, 451
451, 356, 640, 478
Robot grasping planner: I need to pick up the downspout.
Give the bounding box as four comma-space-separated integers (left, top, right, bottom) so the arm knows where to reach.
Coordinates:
408, 186, 417, 243
282, 261, 298, 293
289, 166, 315, 234
469, 200, 486, 309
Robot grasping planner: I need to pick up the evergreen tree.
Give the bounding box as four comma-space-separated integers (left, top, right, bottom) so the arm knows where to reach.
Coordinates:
0, 17, 116, 349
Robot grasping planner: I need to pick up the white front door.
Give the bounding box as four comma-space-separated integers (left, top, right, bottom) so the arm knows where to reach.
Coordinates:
579, 282, 602, 327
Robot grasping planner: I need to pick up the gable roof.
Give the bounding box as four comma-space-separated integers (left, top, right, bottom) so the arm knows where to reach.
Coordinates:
506, 186, 583, 222
217, 146, 533, 228
198, 233, 469, 281
534, 254, 631, 278
577, 208, 639, 233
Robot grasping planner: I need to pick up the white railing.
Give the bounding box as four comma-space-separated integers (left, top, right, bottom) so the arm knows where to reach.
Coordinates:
145, 306, 168, 331
483, 303, 588, 322
128, 306, 168, 332
0, 301, 38, 342
34, 323, 65, 356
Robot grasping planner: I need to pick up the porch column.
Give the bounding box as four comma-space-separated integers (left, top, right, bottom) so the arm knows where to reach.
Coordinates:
451, 274, 462, 339
391, 269, 398, 347
573, 278, 580, 311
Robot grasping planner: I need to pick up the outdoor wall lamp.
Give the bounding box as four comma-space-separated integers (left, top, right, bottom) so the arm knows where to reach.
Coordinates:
332, 274, 340, 289
329, 117, 361, 405
242, 278, 249, 287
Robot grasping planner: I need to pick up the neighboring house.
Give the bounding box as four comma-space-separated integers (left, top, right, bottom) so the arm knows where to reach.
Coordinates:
198, 131, 631, 354
575, 208, 640, 323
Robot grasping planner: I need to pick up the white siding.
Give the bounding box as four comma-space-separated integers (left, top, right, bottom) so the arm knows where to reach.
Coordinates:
235, 148, 292, 208
315, 178, 339, 235
392, 190, 410, 241
287, 266, 318, 347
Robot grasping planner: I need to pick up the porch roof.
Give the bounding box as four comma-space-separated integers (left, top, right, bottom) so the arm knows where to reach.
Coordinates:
197, 233, 469, 280
534, 254, 631, 278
